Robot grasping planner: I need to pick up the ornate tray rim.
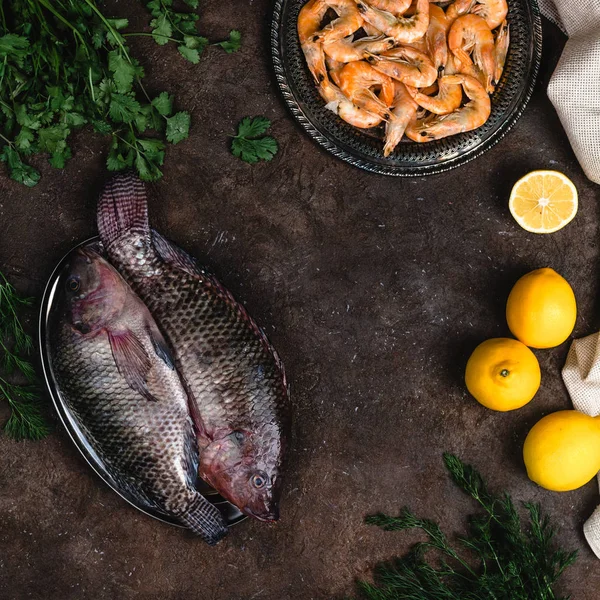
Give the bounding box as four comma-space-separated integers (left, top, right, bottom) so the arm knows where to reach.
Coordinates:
39, 238, 246, 530
270, 0, 543, 176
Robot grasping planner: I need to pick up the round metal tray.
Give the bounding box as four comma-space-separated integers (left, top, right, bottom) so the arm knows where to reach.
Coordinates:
39, 238, 245, 529
271, 0, 543, 176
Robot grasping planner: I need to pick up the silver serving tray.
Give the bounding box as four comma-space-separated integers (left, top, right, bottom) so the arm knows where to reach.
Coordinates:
39, 238, 245, 529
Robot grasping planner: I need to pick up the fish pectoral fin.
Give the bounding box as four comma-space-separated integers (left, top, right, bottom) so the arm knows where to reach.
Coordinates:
108, 329, 157, 402
145, 319, 175, 370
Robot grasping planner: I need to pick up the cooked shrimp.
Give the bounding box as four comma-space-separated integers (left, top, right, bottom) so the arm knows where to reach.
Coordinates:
416, 81, 438, 95
471, 0, 508, 29
319, 79, 383, 128
384, 82, 418, 156
405, 111, 436, 141
411, 74, 462, 114
402, 37, 429, 53
448, 14, 495, 93
370, 0, 412, 15
366, 46, 437, 88
298, 0, 329, 83
313, 0, 364, 44
338, 60, 395, 119
325, 54, 344, 85
411, 73, 490, 140
354, 0, 430, 44
494, 19, 509, 84
426, 4, 449, 71
361, 22, 384, 36
445, 0, 474, 24
323, 33, 395, 62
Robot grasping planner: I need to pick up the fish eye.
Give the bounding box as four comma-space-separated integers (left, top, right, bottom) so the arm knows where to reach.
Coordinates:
67, 276, 80, 292
233, 431, 245, 444
251, 472, 268, 489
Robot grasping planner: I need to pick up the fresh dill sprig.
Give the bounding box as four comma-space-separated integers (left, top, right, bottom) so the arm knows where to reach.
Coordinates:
0, 271, 49, 441
357, 453, 577, 600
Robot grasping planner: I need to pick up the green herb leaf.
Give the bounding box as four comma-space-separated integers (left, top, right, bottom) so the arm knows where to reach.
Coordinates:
108, 51, 138, 93
14, 128, 35, 154
231, 116, 278, 164
237, 116, 271, 138
151, 92, 173, 117
151, 14, 172, 46
109, 93, 142, 123
216, 30, 241, 53
166, 111, 190, 144
0, 147, 40, 187
177, 45, 200, 64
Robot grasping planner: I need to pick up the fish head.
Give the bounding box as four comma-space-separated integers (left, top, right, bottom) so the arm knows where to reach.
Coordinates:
199, 430, 284, 522
61, 249, 129, 335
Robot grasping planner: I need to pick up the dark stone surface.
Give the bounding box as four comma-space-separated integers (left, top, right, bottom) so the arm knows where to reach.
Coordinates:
0, 3, 599, 599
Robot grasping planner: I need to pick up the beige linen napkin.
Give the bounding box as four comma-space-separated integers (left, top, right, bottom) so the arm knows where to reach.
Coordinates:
538, 0, 600, 185
562, 334, 600, 558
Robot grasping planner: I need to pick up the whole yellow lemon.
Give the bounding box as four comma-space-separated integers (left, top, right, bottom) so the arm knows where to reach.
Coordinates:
506, 268, 576, 349
523, 410, 600, 491
465, 338, 541, 411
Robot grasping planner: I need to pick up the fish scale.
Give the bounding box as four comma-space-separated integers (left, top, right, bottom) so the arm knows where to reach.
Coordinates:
97, 173, 291, 521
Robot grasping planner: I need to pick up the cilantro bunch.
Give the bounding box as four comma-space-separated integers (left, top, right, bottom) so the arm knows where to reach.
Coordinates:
0, 0, 240, 186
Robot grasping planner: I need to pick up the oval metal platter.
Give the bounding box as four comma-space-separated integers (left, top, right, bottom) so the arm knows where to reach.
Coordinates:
39, 238, 246, 529
271, 0, 543, 176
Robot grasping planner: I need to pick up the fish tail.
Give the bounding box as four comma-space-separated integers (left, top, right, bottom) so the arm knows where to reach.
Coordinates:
180, 494, 228, 545
97, 171, 149, 247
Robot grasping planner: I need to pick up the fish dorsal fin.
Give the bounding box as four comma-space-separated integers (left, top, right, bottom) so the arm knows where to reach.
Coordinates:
107, 329, 157, 402
98, 172, 150, 247
151, 229, 202, 277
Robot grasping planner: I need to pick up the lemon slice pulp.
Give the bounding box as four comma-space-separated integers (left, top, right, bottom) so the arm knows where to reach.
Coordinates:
509, 170, 578, 234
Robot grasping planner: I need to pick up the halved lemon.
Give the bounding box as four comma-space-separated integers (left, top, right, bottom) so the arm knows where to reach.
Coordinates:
509, 170, 578, 234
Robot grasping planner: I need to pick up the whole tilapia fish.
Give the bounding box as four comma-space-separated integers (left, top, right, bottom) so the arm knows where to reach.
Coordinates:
97, 173, 291, 522
49, 247, 228, 543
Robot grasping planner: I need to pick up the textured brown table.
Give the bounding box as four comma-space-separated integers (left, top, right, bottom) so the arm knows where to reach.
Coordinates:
1, 2, 599, 599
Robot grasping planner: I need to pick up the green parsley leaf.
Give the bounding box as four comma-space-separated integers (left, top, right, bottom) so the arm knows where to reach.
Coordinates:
49, 146, 72, 169
135, 151, 163, 181
183, 35, 209, 51
138, 138, 165, 167
108, 51, 138, 93
0, 147, 41, 187
151, 14, 172, 46
231, 116, 278, 164
14, 128, 35, 154
151, 92, 173, 117
237, 115, 271, 138
216, 30, 242, 53
0, 34, 30, 67
37, 126, 69, 154
177, 45, 200, 64
108, 18, 129, 30
166, 111, 191, 144
183, 0, 199, 8
14, 104, 41, 130
109, 93, 142, 123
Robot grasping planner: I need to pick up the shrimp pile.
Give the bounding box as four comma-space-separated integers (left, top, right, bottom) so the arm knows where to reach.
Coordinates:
298, 0, 510, 155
